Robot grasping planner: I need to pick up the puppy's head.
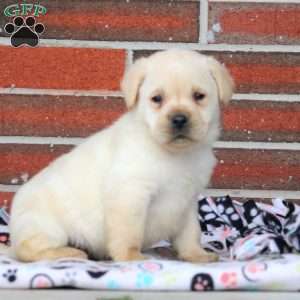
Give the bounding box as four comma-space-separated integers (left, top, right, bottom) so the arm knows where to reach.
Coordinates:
121, 49, 234, 151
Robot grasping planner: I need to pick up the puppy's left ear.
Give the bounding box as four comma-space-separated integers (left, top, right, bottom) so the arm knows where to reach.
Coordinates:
121, 57, 148, 109
207, 57, 235, 105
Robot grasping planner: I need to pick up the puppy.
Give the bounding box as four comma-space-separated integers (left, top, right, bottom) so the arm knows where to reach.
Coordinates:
5, 49, 233, 262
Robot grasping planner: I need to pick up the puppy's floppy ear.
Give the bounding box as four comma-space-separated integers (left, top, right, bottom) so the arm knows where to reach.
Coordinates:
121, 57, 148, 109
207, 56, 234, 105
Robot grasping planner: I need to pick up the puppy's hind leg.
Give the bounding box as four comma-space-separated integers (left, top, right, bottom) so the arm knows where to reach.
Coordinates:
16, 236, 88, 262
13, 227, 87, 262
104, 183, 152, 262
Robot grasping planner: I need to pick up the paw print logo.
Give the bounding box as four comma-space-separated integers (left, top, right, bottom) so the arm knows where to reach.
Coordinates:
4, 16, 45, 48
3, 268, 17, 283
191, 273, 214, 291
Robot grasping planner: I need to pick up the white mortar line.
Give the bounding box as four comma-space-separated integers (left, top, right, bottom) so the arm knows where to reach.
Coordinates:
199, 0, 208, 44
214, 141, 300, 151
233, 93, 300, 102
210, 0, 300, 3
0, 136, 298, 151
0, 88, 123, 98
36, 40, 300, 53
1, 37, 300, 52
0, 136, 83, 145
1, 88, 300, 103
0, 38, 11, 46
0, 184, 19, 193
205, 189, 300, 200
126, 49, 133, 70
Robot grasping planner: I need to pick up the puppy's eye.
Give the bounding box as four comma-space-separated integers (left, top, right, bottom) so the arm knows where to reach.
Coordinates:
151, 95, 163, 104
193, 92, 205, 102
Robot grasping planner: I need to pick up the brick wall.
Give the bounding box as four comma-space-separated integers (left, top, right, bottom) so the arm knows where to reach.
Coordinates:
0, 0, 299, 208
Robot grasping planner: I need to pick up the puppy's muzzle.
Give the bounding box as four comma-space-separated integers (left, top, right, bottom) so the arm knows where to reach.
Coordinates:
170, 114, 189, 131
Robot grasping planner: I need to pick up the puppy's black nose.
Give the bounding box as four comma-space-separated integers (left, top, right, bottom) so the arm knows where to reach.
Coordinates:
171, 114, 188, 130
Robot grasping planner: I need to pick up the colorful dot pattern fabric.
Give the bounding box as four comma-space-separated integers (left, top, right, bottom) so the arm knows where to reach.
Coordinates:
1, 197, 300, 291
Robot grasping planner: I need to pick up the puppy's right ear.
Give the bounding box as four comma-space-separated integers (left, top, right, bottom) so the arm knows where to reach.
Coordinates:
121, 57, 148, 109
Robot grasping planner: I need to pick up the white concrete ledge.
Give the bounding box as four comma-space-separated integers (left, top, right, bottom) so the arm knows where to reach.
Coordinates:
0, 291, 298, 300
206, 189, 300, 200
2, 184, 299, 200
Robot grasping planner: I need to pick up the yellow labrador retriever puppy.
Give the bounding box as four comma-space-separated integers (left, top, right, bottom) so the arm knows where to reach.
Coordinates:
4, 49, 233, 262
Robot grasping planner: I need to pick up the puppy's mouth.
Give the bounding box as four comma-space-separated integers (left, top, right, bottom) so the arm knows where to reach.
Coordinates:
170, 133, 195, 143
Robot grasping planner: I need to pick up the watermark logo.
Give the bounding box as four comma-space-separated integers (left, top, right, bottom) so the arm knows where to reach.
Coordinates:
3, 3, 47, 48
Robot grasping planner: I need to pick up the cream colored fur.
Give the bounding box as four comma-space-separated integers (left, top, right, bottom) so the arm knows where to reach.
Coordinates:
5, 49, 233, 262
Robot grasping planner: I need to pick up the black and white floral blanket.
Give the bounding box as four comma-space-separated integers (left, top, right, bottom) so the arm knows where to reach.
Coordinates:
199, 196, 300, 260
1, 196, 300, 291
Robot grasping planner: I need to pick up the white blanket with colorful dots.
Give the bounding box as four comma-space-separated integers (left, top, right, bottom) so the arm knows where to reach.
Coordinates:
0, 196, 300, 291
0, 254, 300, 291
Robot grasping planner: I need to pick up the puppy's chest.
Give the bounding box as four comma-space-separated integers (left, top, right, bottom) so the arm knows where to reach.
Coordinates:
145, 176, 197, 242
148, 160, 202, 219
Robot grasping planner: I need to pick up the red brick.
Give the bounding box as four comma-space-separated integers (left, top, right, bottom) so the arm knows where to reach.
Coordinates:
208, 52, 300, 94
0, 1, 199, 42
0, 94, 126, 137
208, 3, 300, 44
221, 100, 300, 142
0, 192, 13, 210
0, 46, 125, 90
211, 149, 300, 190
0, 145, 299, 191
2, 95, 299, 143
134, 51, 300, 93
0, 144, 72, 185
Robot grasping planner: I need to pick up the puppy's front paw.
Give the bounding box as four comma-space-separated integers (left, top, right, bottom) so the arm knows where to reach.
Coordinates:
112, 247, 148, 262
46, 247, 88, 260
61, 247, 88, 260
180, 250, 218, 263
